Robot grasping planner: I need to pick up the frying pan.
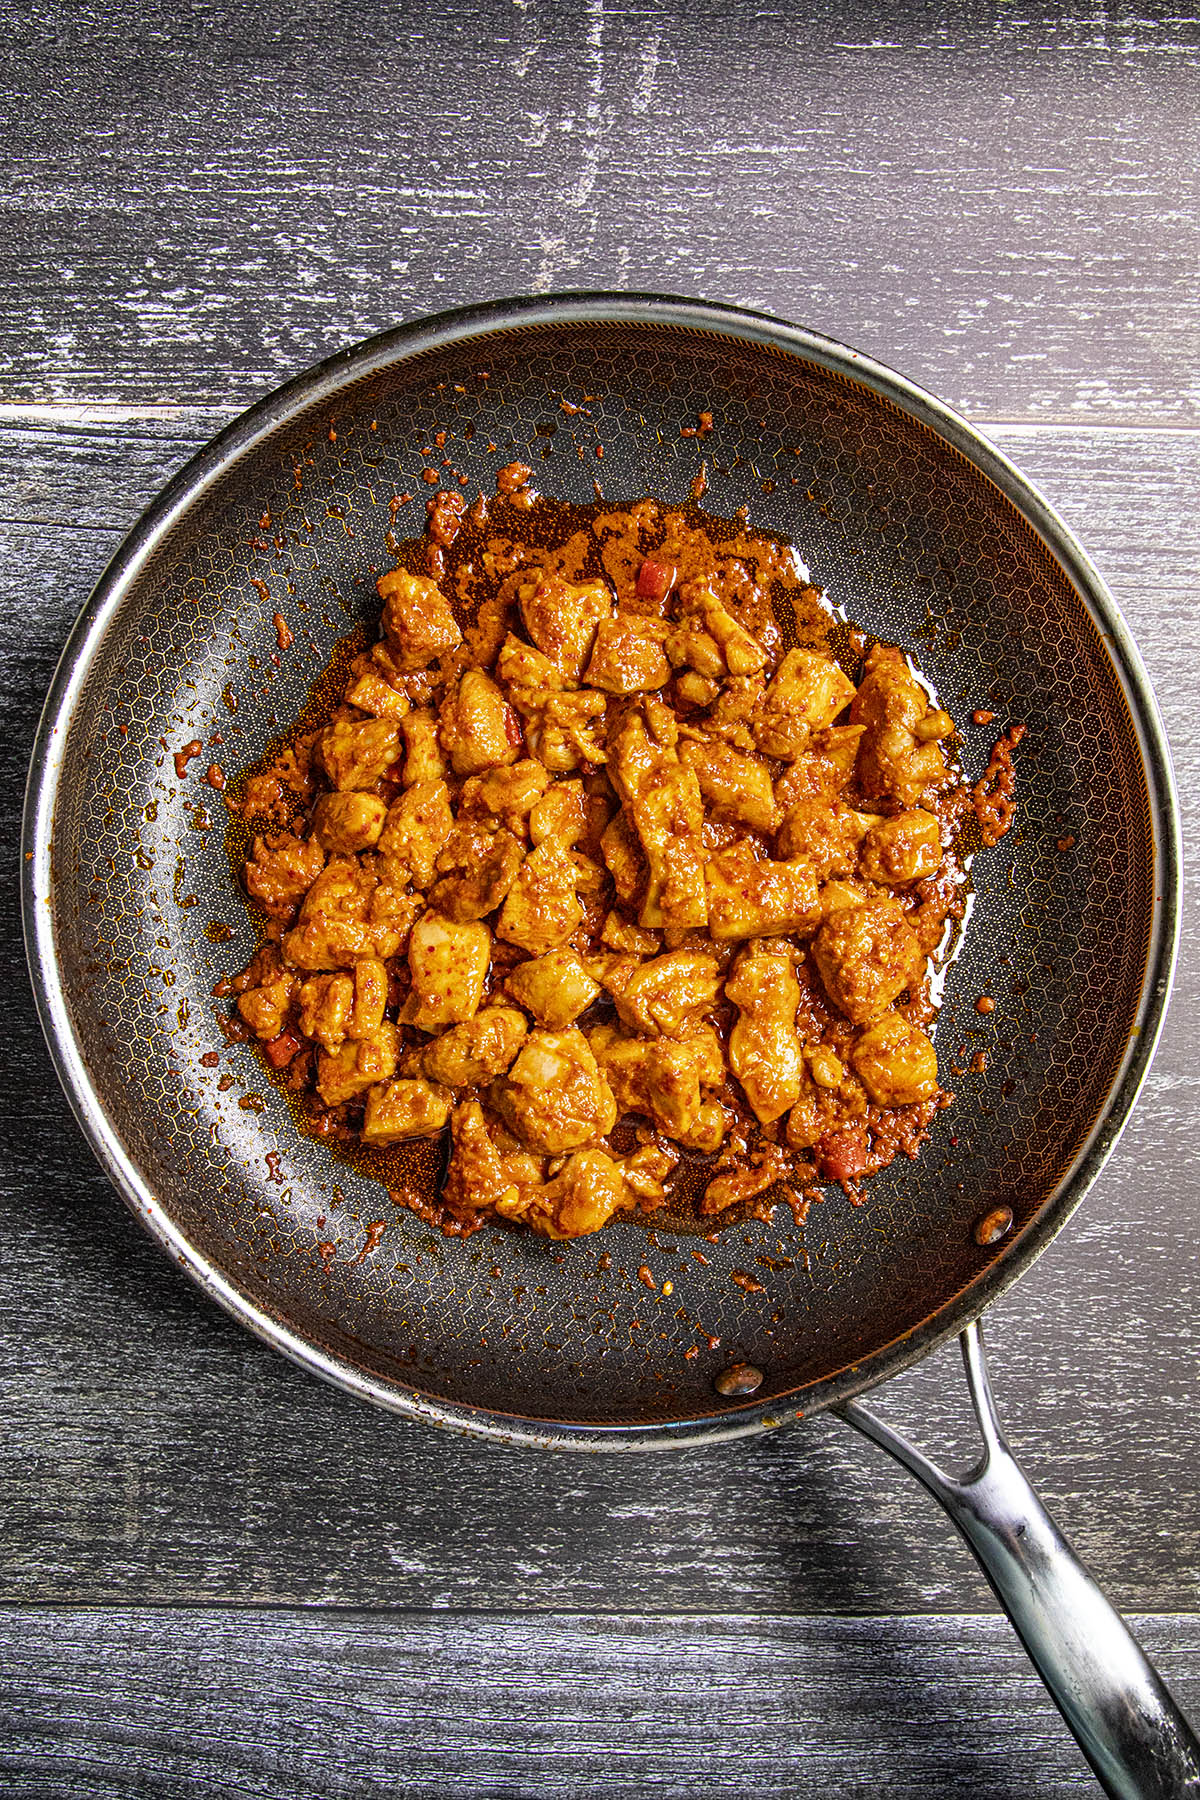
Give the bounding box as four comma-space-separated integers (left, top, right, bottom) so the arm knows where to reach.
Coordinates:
22, 294, 1196, 1796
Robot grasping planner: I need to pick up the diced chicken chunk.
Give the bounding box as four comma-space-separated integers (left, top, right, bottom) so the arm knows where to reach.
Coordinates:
403, 911, 491, 1030
316, 1021, 400, 1105
506, 949, 601, 1028
725, 949, 805, 1124
377, 566, 462, 671
522, 1149, 636, 1239
361, 1077, 453, 1144
612, 949, 721, 1038
518, 573, 614, 680
679, 737, 775, 831
812, 893, 925, 1024
244, 833, 325, 917
669, 584, 766, 679
237, 969, 296, 1039
283, 857, 413, 969
608, 706, 707, 929
776, 797, 876, 878
317, 718, 402, 792
529, 779, 586, 847
439, 669, 519, 776
430, 827, 523, 921
418, 1007, 528, 1087
496, 838, 582, 955
311, 792, 388, 855
399, 709, 446, 786
584, 613, 672, 694
377, 780, 453, 890
851, 645, 949, 806
753, 649, 856, 762
705, 841, 821, 941
495, 1027, 617, 1153
344, 666, 411, 721
599, 812, 647, 906
470, 758, 550, 823
442, 1100, 528, 1218
592, 1024, 722, 1139
859, 809, 942, 885
851, 1011, 940, 1106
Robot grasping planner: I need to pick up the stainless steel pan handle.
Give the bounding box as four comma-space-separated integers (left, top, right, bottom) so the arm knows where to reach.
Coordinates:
839, 1323, 1200, 1799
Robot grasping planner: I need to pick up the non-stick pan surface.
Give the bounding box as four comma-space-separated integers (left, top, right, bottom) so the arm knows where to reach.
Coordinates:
23, 294, 1179, 1447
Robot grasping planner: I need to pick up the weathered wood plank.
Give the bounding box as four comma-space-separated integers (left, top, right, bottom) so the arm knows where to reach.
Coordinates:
1, 1608, 1198, 1798
2, 1, 1199, 421
1, 420, 1198, 1612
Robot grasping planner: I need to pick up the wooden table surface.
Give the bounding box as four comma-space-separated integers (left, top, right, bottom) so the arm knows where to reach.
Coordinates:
3, 3, 1198, 1794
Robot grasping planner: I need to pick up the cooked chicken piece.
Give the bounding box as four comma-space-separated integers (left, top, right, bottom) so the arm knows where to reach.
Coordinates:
775, 796, 877, 878
522, 1149, 638, 1238
283, 856, 415, 969
496, 838, 582, 955
506, 949, 601, 1028
237, 970, 296, 1039
298, 957, 386, 1056
675, 670, 721, 709
399, 708, 446, 786
705, 841, 821, 941
724, 948, 805, 1124
678, 736, 775, 831
600, 911, 661, 957
817, 878, 869, 919
851, 1011, 939, 1106
244, 833, 325, 917
668, 583, 767, 679
468, 758, 550, 824
518, 572, 614, 680
520, 688, 609, 772
417, 1007, 528, 1087
592, 1023, 723, 1139
316, 1021, 400, 1106
612, 948, 721, 1038
584, 613, 672, 694
751, 649, 856, 763
403, 911, 491, 1030
349, 956, 387, 1038
859, 809, 942, 885
812, 893, 925, 1024
298, 971, 352, 1052
361, 1077, 453, 1144
496, 631, 568, 695
599, 811, 647, 906
495, 1027, 617, 1153
377, 780, 453, 890
316, 718, 401, 792
439, 669, 519, 777
430, 827, 524, 922
608, 705, 707, 930
377, 566, 462, 671
851, 645, 949, 806
343, 666, 411, 721
675, 1099, 728, 1154
442, 1100, 529, 1218
529, 779, 586, 847
311, 792, 388, 855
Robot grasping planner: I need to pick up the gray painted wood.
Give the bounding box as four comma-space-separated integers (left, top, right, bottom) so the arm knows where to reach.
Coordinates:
2, 1609, 1198, 1799
1, 1, 1199, 422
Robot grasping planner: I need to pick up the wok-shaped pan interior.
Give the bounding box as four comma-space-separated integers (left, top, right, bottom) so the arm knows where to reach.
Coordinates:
40, 313, 1159, 1431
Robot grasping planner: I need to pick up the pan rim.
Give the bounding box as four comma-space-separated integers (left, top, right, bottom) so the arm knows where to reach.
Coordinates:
21, 290, 1182, 1450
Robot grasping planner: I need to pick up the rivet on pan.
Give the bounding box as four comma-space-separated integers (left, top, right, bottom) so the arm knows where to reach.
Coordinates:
714, 1363, 764, 1398
974, 1205, 1014, 1247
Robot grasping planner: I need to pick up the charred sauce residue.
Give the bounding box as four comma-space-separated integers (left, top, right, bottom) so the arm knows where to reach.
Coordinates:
220, 474, 1007, 1242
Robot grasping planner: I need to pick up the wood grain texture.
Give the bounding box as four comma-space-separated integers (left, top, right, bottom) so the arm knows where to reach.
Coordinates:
1, 0, 1198, 421
2, 421, 1198, 1617
1, 1609, 1197, 1799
